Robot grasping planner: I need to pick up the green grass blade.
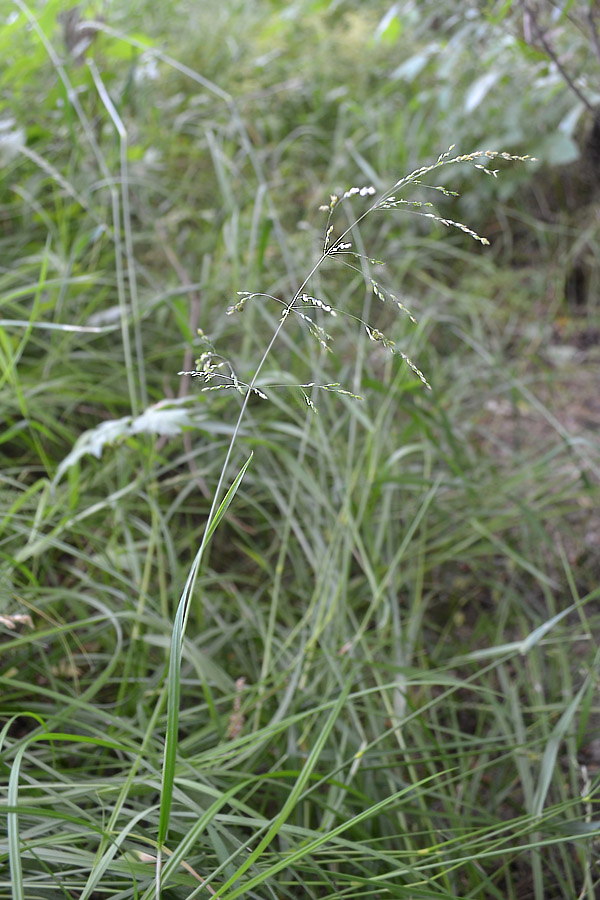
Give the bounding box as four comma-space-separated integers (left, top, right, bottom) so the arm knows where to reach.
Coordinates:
213, 681, 352, 897
157, 454, 254, 870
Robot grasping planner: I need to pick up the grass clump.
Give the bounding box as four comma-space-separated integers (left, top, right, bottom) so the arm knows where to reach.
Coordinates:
2, 3, 600, 899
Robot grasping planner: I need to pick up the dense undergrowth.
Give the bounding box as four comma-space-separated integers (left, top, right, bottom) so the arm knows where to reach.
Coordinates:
1, 2, 600, 898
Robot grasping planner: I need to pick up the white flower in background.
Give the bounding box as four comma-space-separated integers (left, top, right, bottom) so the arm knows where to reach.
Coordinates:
0, 116, 25, 163
134, 52, 160, 84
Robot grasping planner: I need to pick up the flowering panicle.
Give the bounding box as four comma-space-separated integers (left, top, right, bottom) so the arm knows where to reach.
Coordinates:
421, 212, 490, 245
291, 310, 333, 352
298, 382, 364, 414
329, 240, 353, 254
226, 291, 251, 315
365, 325, 430, 389
226, 290, 281, 316
371, 280, 417, 323
323, 224, 335, 250
179, 344, 269, 400
319, 185, 376, 213
377, 197, 434, 210
186, 147, 533, 406
299, 293, 337, 316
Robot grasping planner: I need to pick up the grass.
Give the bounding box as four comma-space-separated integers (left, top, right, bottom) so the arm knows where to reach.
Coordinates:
2, 2, 600, 898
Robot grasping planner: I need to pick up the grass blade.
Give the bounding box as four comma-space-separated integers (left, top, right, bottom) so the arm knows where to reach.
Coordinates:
157, 455, 254, 878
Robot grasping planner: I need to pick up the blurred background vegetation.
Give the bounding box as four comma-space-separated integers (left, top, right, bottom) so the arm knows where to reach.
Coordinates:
1, 1, 599, 898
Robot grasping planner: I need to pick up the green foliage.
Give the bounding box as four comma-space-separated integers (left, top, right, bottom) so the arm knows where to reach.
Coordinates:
371, 0, 600, 221
1, 2, 599, 899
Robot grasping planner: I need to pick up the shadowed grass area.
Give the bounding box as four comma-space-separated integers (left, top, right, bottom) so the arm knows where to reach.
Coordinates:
1, 2, 600, 899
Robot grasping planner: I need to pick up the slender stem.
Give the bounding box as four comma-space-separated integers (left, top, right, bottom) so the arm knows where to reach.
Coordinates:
88, 59, 146, 413
519, 0, 594, 114
177, 250, 328, 639
588, 6, 600, 69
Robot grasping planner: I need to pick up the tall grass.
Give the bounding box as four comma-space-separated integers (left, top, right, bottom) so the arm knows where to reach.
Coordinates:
1, 3, 599, 899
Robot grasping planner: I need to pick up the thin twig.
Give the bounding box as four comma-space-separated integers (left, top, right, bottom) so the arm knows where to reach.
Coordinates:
519, 0, 594, 113
587, 6, 600, 69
